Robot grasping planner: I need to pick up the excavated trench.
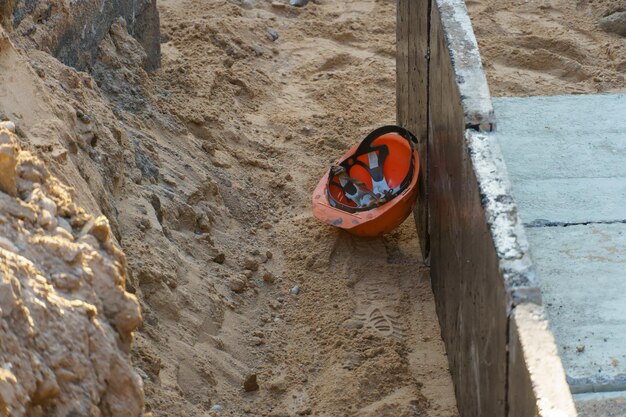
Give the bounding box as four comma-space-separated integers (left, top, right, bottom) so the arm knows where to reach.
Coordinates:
0, 0, 459, 416
137, 1, 460, 415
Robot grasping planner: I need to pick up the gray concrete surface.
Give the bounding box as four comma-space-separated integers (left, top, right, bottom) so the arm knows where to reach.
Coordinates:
494, 94, 626, 225
525, 224, 626, 390
494, 94, 626, 408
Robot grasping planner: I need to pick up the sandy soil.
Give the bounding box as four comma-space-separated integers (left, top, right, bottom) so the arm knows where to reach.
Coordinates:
140, 0, 458, 415
134, 0, 626, 414
468, 0, 626, 96
2, 0, 460, 414
9, 0, 622, 414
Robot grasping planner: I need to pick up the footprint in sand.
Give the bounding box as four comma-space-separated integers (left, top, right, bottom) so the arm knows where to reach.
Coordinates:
354, 303, 406, 338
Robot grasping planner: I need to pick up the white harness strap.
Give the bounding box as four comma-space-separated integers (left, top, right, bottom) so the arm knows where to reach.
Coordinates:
338, 175, 376, 208
367, 151, 391, 196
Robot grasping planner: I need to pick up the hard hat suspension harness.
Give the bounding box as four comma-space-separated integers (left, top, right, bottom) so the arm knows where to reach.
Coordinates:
326, 125, 417, 213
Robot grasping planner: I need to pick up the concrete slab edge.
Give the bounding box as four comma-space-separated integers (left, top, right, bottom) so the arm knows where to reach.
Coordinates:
466, 130, 541, 306
436, 0, 495, 130
511, 303, 578, 416
568, 375, 626, 395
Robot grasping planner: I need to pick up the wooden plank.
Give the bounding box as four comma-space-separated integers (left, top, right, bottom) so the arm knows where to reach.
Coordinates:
428, 7, 506, 416
396, 0, 410, 129
398, 0, 430, 260
411, 0, 430, 260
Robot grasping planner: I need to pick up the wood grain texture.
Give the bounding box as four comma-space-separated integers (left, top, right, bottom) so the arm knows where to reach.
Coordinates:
396, 0, 410, 129
399, 1, 576, 416
397, 0, 430, 259
428, 9, 507, 414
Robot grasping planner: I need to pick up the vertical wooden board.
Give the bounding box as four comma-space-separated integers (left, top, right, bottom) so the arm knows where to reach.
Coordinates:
428, 0, 455, 350
417, 2, 570, 417
406, 1, 420, 136
427, 6, 506, 417
396, 0, 410, 129
398, 0, 429, 259
406, 0, 428, 142
409, 0, 430, 259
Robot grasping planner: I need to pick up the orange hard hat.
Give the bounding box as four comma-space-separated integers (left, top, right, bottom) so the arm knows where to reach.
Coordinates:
312, 125, 420, 236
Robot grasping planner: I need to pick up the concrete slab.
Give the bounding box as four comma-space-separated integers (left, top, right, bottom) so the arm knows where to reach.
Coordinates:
494, 94, 626, 180
493, 94, 626, 225
505, 178, 626, 226
525, 224, 626, 390
494, 94, 626, 400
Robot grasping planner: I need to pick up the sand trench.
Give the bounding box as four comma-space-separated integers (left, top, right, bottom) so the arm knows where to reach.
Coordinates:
1, 0, 624, 415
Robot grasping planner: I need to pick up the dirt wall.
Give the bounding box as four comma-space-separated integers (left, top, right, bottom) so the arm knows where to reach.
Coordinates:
0, 16, 153, 416
0, 123, 143, 416
0, 0, 160, 70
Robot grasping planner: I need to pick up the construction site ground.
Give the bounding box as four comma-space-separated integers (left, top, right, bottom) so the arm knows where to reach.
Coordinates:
1, 0, 625, 416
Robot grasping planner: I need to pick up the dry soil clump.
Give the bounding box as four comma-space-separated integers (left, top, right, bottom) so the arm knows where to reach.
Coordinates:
0, 125, 143, 416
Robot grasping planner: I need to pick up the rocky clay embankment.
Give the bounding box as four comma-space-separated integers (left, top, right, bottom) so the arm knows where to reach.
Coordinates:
0, 124, 142, 416
0, 5, 155, 416
1, 0, 160, 70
